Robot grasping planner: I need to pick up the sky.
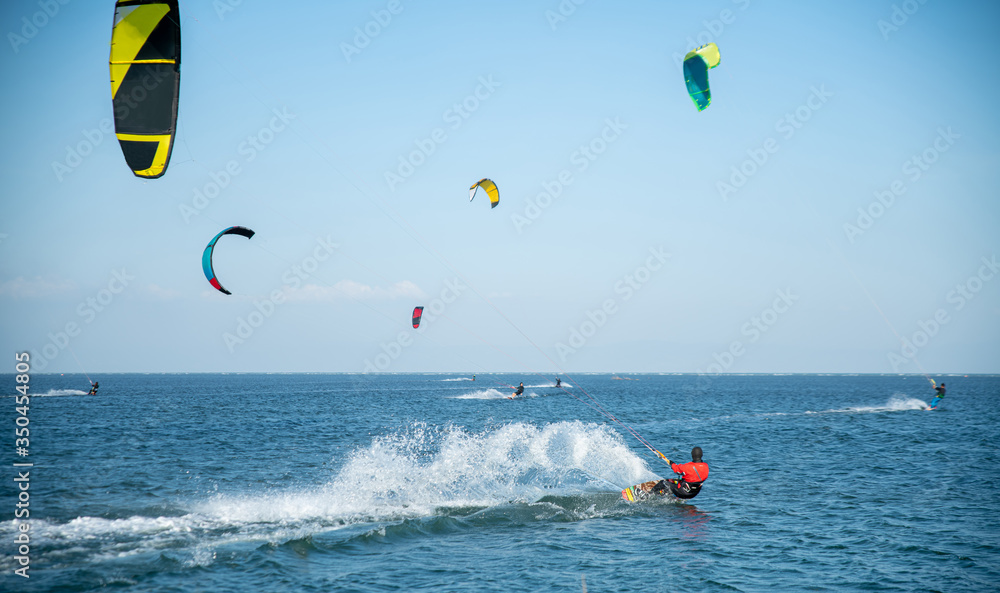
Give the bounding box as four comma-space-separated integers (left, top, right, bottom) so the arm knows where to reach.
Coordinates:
1, 0, 998, 375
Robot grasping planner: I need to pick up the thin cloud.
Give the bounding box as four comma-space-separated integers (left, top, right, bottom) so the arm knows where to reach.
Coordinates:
143, 283, 184, 300
286, 280, 426, 302
0, 276, 76, 298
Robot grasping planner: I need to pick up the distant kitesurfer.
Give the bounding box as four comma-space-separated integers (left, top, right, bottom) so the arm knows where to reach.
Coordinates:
637, 447, 709, 499
513, 382, 524, 397
555, 377, 562, 388
88, 381, 99, 395
472, 375, 476, 382
928, 382, 946, 410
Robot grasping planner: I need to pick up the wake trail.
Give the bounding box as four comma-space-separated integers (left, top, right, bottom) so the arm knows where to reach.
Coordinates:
0, 422, 656, 568
805, 395, 929, 414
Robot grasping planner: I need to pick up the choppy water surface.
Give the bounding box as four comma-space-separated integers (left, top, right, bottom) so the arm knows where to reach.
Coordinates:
1, 374, 998, 592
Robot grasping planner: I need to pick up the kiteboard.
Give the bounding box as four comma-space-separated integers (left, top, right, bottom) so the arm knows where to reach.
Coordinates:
621, 480, 661, 502
621, 485, 646, 502
926, 398, 942, 411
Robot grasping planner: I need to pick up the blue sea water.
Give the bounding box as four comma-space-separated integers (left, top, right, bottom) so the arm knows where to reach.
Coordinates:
1, 373, 998, 593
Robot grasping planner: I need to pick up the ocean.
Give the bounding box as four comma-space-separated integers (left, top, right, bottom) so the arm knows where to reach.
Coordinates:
2, 373, 998, 592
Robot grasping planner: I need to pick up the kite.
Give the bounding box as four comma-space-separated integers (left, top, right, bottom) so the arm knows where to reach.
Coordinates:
202, 226, 254, 295
683, 43, 720, 111
469, 178, 499, 209
109, 0, 181, 178
412, 306, 424, 329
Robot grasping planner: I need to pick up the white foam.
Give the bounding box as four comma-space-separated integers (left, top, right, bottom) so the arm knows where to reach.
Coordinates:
0, 422, 653, 566
452, 388, 509, 400
39, 389, 88, 397
806, 394, 929, 414
198, 421, 654, 527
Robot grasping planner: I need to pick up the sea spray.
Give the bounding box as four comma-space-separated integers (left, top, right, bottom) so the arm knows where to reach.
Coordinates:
806, 394, 930, 414
3, 421, 656, 570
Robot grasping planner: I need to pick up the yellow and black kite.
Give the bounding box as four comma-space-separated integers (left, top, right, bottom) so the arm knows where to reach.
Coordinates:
109, 0, 181, 179
469, 178, 500, 209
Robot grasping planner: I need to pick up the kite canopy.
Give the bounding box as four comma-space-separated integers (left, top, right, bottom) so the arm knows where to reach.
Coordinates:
683, 43, 720, 111
469, 178, 500, 209
202, 226, 254, 295
412, 306, 424, 329
110, 0, 181, 179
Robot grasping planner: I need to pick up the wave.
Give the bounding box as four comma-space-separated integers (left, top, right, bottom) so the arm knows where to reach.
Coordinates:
0, 422, 657, 568
440, 377, 474, 382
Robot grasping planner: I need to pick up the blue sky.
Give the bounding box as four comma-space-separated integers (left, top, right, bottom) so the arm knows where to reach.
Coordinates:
1, 0, 998, 375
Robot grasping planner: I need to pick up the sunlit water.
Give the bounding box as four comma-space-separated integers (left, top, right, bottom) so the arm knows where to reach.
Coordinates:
1, 374, 997, 592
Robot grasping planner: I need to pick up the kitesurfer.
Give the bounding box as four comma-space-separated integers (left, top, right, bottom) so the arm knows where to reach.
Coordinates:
637, 447, 709, 499
513, 382, 524, 397
928, 382, 946, 409
88, 381, 99, 395
555, 377, 562, 388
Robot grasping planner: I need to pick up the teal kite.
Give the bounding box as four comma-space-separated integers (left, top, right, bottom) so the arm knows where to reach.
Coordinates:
683, 43, 720, 111
202, 226, 254, 295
